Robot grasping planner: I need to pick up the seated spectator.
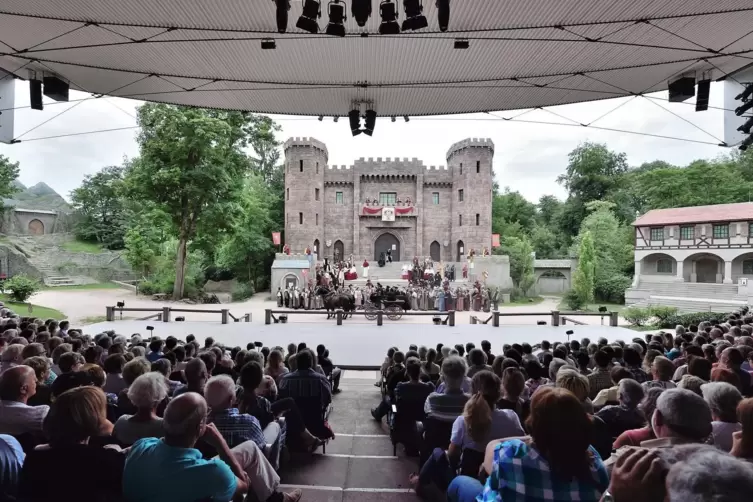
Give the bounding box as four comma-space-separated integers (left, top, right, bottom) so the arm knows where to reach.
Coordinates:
425, 356, 470, 422
316, 345, 341, 393
497, 367, 529, 423
22, 356, 53, 407
245, 351, 278, 400
18, 386, 124, 502
720, 347, 752, 396
0, 434, 24, 501
0, 344, 23, 374
466, 349, 491, 378
593, 366, 632, 408
206, 374, 273, 451
151, 358, 181, 395
732, 397, 753, 461
587, 350, 612, 399
701, 381, 743, 452
596, 378, 645, 439
278, 349, 333, 440
49, 351, 85, 398
146, 338, 164, 363
643, 356, 677, 390
556, 368, 592, 412
677, 374, 706, 395
623, 346, 649, 383
265, 349, 289, 385
372, 351, 407, 421
123, 392, 301, 502
0, 365, 48, 436
446, 387, 609, 501
395, 357, 434, 414
173, 357, 208, 397
103, 353, 127, 395
523, 359, 548, 397
117, 357, 153, 415
613, 387, 664, 448
421, 348, 441, 381
113, 372, 168, 446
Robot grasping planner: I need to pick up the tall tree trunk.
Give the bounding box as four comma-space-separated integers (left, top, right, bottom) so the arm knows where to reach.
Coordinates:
173, 235, 188, 300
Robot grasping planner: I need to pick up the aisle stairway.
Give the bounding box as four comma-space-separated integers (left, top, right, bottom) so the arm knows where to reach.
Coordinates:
278, 372, 417, 501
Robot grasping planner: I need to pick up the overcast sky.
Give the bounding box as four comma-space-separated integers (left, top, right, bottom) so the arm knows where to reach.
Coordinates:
0, 80, 733, 204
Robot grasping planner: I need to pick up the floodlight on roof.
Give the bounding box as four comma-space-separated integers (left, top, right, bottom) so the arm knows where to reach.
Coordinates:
437, 0, 450, 32
296, 0, 321, 33
741, 135, 753, 151
363, 109, 377, 136
737, 97, 753, 117
736, 82, 753, 102
261, 38, 277, 49
403, 115, 409, 122
352, 0, 372, 26
326, 0, 347, 36
348, 109, 362, 135
402, 0, 427, 31
738, 116, 753, 135
454, 39, 469, 49
378, 0, 400, 34
275, 0, 291, 33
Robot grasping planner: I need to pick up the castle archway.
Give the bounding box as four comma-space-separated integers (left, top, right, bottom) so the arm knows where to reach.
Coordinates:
374, 233, 400, 261
456, 240, 465, 262
430, 241, 441, 262
28, 219, 44, 235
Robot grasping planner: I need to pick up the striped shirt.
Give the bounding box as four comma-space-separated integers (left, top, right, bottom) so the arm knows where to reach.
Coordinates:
424, 390, 469, 422
208, 408, 266, 450
278, 369, 332, 408
587, 368, 613, 399
0, 400, 49, 436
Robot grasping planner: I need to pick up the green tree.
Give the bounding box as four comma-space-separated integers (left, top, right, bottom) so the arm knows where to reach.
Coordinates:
123, 208, 168, 277
496, 236, 535, 295
572, 230, 596, 304
536, 195, 563, 226
529, 224, 560, 259
124, 104, 253, 299
0, 155, 20, 208
70, 165, 127, 249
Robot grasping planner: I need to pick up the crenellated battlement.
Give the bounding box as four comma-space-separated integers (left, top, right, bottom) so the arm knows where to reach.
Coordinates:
327, 165, 352, 170
426, 165, 448, 170
283, 136, 329, 161
446, 137, 495, 161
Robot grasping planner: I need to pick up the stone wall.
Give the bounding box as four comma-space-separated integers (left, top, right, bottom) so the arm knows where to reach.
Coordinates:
0, 245, 44, 279
271, 253, 315, 291
0, 209, 71, 235
473, 255, 513, 290
52, 251, 135, 281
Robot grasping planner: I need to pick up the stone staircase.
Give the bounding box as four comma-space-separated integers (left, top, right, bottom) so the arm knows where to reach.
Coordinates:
8, 235, 82, 287
627, 278, 748, 313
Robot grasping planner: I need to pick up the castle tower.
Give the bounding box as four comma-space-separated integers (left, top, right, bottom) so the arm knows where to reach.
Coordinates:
283, 137, 327, 256
447, 138, 495, 262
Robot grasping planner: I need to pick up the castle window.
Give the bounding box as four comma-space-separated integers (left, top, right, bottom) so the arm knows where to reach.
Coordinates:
316, 213, 319, 225
650, 227, 664, 241
460, 163, 463, 175
657, 259, 673, 274
432, 192, 439, 205
680, 225, 694, 240
476, 213, 480, 226
713, 224, 729, 239
315, 188, 320, 201
286, 188, 289, 201
476, 161, 480, 173
316, 162, 319, 174
744, 260, 753, 275
336, 191, 343, 204
379, 192, 396, 206
299, 212, 303, 224
458, 189, 464, 202
299, 160, 303, 172
459, 214, 463, 226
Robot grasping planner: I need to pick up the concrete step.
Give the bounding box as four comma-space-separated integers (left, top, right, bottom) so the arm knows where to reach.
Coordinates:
641, 296, 747, 314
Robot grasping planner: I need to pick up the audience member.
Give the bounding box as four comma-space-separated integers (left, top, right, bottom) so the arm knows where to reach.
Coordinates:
587, 350, 612, 399
113, 372, 168, 445
596, 378, 645, 439
102, 353, 127, 394
613, 387, 664, 448
278, 349, 333, 440
0, 365, 48, 436
265, 349, 289, 384
425, 356, 470, 422
22, 356, 53, 407
173, 357, 208, 397
0, 434, 24, 501
701, 381, 743, 452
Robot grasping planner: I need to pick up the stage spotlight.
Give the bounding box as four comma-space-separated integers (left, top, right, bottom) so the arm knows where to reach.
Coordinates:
738, 115, 753, 135
736, 99, 753, 117
741, 135, 753, 151
175, 316, 185, 322
275, 0, 291, 33
296, 0, 321, 33
318, 115, 324, 121
326, 0, 346, 37
363, 109, 376, 136
116, 301, 125, 308
598, 306, 608, 313
736, 82, 753, 102
333, 116, 339, 122
403, 115, 409, 122
352, 0, 372, 26
261, 38, 277, 49
454, 39, 469, 49
437, 0, 450, 31
379, 0, 400, 34
391, 116, 396, 122
402, 0, 427, 31
536, 321, 547, 325
348, 109, 362, 135
29, 80, 43, 111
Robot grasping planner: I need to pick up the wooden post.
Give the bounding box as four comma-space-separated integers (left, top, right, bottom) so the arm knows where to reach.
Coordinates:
551, 310, 560, 327
265, 309, 272, 325
562, 317, 567, 325
377, 310, 383, 326
162, 306, 171, 322
336, 309, 343, 326
106, 306, 115, 322
610, 311, 619, 327
244, 313, 251, 322
470, 316, 477, 325
221, 309, 229, 324
448, 310, 455, 327
493, 311, 500, 327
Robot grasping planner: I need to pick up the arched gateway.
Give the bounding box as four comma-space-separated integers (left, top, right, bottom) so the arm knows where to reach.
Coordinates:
374, 233, 400, 261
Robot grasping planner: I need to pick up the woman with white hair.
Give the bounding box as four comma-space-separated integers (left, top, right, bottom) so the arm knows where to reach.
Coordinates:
595, 378, 646, 439
702, 381, 743, 452
113, 372, 168, 445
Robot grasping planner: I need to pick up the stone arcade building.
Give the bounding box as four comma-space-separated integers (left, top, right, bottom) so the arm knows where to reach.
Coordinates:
283, 137, 494, 263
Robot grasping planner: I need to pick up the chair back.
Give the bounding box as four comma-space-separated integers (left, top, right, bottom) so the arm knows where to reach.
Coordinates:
419, 416, 455, 466
459, 447, 485, 477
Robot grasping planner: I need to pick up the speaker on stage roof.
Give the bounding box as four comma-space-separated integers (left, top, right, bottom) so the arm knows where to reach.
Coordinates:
696, 79, 711, 111
29, 80, 43, 111
43, 76, 69, 102
668, 76, 695, 103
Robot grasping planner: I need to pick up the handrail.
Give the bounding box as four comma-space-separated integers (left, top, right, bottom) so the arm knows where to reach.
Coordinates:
105, 306, 250, 324
561, 316, 587, 326
264, 308, 455, 326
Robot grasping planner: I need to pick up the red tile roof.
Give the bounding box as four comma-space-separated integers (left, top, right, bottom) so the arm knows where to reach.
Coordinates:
633, 202, 753, 226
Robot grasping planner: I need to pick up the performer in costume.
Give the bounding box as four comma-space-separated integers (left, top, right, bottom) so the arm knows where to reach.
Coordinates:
363, 259, 370, 279
276, 287, 283, 307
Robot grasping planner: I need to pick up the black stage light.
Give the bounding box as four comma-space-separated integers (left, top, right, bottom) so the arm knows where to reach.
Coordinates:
275, 0, 291, 33
352, 0, 372, 26
261, 38, 277, 49
43, 76, 69, 102
363, 109, 376, 136
318, 115, 324, 121
379, 0, 400, 34
738, 115, 753, 135
175, 316, 185, 322
437, 0, 450, 32
348, 109, 362, 135
29, 80, 43, 111
403, 115, 409, 122
598, 306, 608, 313
736, 99, 753, 117
333, 116, 339, 122
537, 321, 546, 325
454, 39, 469, 49
735, 82, 753, 102
391, 116, 396, 122
117, 301, 125, 308
326, 0, 347, 37
297, 0, 321, 33
741, 134, 753, 151
695, 79, 710, 112
402, 0, 427, 31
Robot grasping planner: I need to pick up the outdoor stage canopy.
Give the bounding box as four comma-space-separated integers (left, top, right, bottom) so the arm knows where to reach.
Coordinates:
0, 1, 752, 117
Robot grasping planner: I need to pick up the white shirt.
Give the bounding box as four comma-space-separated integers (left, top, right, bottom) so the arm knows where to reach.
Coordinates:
0, 400, 49, 435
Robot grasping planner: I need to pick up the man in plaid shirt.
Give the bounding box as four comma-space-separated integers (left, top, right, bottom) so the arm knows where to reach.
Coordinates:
587, 350, 614, 400
205, 374, 273, 451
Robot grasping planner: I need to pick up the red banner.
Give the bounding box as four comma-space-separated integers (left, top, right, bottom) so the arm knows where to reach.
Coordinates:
362, 206, 383, 214
272, 232, 281, 245
492, 234, 500, 247
395, 206, 413, 214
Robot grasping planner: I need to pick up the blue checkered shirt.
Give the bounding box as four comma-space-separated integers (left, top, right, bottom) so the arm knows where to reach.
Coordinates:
208, 408, 266, 450
479, 439, 609, 502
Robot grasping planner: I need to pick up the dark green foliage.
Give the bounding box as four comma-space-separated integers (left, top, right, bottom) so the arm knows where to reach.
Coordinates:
658, 312, 732, 329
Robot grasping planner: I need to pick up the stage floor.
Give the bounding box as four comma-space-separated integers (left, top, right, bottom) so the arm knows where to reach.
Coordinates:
86, 320, 639, 369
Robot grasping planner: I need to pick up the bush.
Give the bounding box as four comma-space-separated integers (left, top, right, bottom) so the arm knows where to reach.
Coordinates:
563, 289, 585, 310
231, 283, 255, 302
657, 311, 732, 329
4, 274, 41, 303
623, 306, 651, 326
648, 305, 679, 324
138, 280, 158, 296
595, 274, 632, 304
